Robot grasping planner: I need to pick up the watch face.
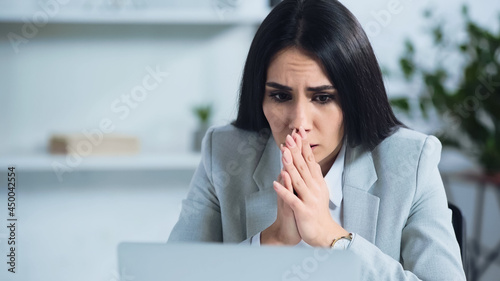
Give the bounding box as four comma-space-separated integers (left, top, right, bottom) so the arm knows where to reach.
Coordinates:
334, 238, 351, 250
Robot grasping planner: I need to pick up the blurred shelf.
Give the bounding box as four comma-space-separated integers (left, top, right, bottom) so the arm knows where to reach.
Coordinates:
0, 153, 201, 172
0, 9, 270, 25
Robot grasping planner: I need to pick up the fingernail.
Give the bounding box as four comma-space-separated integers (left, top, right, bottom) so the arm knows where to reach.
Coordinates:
286, 135, 295, 148
299, 126, 306, 139
283, 149, 292, 164
293, 132, 300, 143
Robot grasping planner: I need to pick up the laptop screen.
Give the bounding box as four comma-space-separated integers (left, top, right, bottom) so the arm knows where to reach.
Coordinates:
118, 242, 360, 281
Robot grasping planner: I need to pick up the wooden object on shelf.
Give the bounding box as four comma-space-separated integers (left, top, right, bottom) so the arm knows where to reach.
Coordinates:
461, 172, 500, 187
49, 133, 140, 155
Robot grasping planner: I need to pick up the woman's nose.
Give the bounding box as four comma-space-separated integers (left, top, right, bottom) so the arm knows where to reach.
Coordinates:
288, 101, 311, 132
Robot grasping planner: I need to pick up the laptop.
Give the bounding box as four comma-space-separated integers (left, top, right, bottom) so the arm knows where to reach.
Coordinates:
117, 242, 361, 281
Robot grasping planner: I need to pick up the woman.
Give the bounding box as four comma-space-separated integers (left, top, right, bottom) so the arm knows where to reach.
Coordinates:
168, 0, 466, 280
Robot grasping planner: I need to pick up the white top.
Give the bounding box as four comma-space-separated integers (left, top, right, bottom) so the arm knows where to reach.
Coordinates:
251, 142, 346, 246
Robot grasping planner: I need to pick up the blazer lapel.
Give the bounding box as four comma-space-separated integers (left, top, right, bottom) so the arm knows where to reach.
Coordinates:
245, 135, 281, 237
342, 145, 380, 243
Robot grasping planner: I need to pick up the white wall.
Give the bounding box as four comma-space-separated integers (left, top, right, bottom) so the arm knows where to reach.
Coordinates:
0, 23, 255, 154
0, 0, 499, 280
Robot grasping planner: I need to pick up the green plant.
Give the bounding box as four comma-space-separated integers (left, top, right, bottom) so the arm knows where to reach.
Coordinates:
391, 6, 500, 173
193, 104, 212, 125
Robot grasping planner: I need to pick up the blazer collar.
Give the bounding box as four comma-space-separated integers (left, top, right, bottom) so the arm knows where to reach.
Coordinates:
342, 144, 380, 243
246, 135, 280, 237
252, 134, 281, 191
343, 144, 378, 191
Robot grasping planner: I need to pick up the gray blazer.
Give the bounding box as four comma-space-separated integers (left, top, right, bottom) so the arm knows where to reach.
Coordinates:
168, 124, 466, 280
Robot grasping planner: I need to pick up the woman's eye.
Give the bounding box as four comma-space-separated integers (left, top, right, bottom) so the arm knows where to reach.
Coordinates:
313, 94, 335, 104
269, 92, 291, 102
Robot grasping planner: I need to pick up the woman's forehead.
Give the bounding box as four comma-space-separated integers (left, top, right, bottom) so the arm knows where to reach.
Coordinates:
266, 48, 332, 87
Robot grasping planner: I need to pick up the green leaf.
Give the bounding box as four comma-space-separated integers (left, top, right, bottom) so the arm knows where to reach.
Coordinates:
461, 5, 469, 17
432, 25, 444, 44
404, 39, 415, 54
390, 98, 410, 112
399, 58, 415, 80
192, 104, 212, 123
419, 100, 429, 119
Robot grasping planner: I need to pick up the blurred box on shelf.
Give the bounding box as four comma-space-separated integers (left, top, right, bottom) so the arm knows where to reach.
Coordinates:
49, 133, 140, 155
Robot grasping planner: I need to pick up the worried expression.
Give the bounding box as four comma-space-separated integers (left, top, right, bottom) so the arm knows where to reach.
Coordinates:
262, 47, 344, 175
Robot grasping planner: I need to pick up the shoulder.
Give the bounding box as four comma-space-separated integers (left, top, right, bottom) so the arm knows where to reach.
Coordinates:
201, 124, 271, 169
368, 127, 443, 187
363, 129, 445, 220
376, 127, 440, 152
373, 127, 442, 163
203, 124, 270, 153
205, 124, 266, 142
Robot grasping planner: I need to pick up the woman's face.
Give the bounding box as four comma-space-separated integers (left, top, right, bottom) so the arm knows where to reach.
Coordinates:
262, 47, 344, 174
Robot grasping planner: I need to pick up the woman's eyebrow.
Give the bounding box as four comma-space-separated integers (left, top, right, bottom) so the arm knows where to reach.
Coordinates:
265, 82, 292, 91
307, 85, 335, 92
265, 82, 334, 92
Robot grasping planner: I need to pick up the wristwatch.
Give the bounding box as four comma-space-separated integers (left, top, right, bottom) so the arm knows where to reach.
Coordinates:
330, 233, 353, 250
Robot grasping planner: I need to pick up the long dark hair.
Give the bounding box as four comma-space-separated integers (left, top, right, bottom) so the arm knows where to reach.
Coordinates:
233, 0, 403, 149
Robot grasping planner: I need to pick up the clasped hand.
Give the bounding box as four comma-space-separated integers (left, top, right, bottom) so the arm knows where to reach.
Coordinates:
261, 127, 348, 247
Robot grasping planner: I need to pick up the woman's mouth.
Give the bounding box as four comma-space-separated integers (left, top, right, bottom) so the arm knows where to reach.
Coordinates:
310, 144, 318, 150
